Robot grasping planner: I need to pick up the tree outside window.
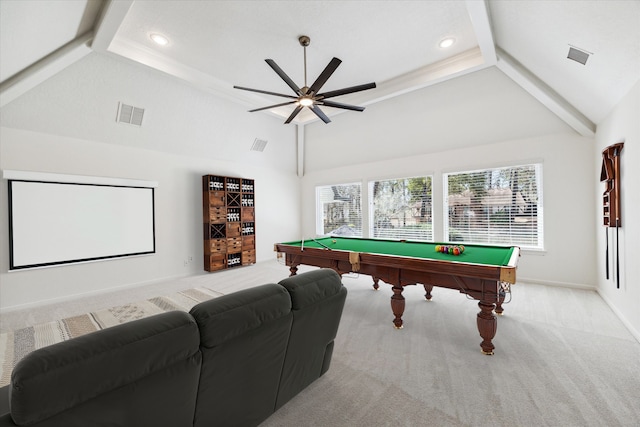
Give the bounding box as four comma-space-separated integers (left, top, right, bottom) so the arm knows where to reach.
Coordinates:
370, 176, 432, 241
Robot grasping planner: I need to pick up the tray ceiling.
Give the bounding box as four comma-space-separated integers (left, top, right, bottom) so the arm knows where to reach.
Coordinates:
1, 0, 639, 134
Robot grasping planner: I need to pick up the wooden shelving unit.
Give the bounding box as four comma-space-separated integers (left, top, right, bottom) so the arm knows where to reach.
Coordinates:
203, 175, 255, 272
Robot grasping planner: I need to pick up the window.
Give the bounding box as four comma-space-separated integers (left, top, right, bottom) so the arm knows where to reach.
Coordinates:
444, 164, 543, 249
316, 183, 362, 236
369, 176, 433, 241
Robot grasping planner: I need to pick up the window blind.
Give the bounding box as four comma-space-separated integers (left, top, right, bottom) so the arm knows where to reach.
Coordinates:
316, 183, 362, 236
369, 176, 433, 241
444, 164, 543, 249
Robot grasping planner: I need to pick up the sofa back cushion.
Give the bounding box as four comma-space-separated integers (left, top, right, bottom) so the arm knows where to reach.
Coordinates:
190, 283, 292, 427
275, 269, 348, 409
8, 310, 201, 427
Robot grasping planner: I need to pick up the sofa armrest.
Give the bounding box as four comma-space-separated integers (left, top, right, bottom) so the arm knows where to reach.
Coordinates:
0, 385, 14, 427
276, 269, 348, 409
7, 311, 200, 426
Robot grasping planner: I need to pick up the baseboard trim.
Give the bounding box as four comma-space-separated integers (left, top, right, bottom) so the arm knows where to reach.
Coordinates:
517, 276, 596, 291
596, 290, 640, 344
0, 272, 194, 314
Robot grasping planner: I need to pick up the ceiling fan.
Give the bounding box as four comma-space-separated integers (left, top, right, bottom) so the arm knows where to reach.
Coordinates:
234, 35, 376, 124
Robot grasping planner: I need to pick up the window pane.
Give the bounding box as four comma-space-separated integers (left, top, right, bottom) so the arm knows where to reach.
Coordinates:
316, 183, 362, 236
370, 176, 433, 241
444, 164, 543, 249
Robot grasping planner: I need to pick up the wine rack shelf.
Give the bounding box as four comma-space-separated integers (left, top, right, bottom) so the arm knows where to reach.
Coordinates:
203, 175, 255, 272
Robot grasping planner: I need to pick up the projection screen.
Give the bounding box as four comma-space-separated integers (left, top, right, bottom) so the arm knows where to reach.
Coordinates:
6, 172, 156, 270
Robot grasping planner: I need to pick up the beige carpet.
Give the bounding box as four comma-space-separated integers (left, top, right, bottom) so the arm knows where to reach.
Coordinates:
1, 261, 639, 425
0, 287, 223, 387
261, 276, 640, 426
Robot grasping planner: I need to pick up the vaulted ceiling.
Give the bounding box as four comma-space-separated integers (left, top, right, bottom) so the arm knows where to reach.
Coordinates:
1, 0, 639, 137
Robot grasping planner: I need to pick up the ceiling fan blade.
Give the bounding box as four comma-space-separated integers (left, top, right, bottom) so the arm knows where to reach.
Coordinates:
265, 59, 302, 95
308, 57, 342, 95
249, 101, 298, 112
318, 82, 376, 99
310, 105, 331, 124
284, 105, 304, 124
233, 86, 298, 99
319, 100, 365, 112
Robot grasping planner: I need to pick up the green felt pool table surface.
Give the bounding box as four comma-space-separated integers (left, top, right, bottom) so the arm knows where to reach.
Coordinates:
280, 236, 516, 267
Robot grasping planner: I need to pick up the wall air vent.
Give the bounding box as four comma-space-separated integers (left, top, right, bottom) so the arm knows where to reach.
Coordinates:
116, 102, 145, 126
567, 46, 590, 65
251, 138, 268, 152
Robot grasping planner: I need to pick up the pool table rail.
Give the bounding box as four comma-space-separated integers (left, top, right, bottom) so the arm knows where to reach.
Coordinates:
274, 242, 519, 285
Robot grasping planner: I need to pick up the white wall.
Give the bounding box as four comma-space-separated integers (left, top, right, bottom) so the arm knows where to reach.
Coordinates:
300, 133, 595, 288
0, 53, 301, 311
303, 67, 574, 172
300, 67, 596, 288
0, 127, 300, 310
0, 53, 297, 165
0, 49, 620, 317
594, 80, 640, 341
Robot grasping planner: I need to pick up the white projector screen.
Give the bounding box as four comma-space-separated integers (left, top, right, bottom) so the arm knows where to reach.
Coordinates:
8, 180, 155, 270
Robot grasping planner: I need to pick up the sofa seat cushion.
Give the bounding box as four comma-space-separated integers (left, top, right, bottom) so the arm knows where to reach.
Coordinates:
8, 311, 201, 426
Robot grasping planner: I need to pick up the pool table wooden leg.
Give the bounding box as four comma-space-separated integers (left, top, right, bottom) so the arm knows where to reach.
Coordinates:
494, 293, 505, 315
289, 265, 298, 276
423, 284, 433, 300
372, 276, 380, 290
390, 285, 405, 329
495, 281, 511, 315
477, 301, 497, 355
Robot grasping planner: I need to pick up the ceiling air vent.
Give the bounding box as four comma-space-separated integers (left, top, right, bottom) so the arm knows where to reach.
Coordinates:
567, 46, 590, 65
116, 102, 145, 126
251, 138, 268, 152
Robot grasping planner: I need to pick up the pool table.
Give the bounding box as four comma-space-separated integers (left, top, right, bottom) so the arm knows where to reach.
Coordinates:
274, 236, 520, 355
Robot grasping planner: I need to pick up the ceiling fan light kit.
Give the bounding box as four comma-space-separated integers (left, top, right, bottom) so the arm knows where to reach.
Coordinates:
234, 35, 376, 124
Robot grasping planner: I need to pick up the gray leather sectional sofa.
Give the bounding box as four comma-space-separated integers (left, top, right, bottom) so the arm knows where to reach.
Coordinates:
0, 269, 347, 427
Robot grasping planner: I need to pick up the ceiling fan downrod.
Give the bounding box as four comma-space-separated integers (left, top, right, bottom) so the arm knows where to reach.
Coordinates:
299, 35, 310, 91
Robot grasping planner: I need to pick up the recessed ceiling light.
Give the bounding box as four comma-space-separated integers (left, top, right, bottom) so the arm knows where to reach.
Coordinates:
150, 33, 169, 46
439, 37, 455, 49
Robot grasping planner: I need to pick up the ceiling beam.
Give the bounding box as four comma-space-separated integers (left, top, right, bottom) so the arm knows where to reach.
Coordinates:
91, 0, 134, 52
91, 1, 286, 121
296, 0, 497, 126
465, 0, 496, 66
496, 47, 595, 137
467, 1, 594, 136
297, 125, 305, 177
0, 31, 93, 108
295, 47, 490, 125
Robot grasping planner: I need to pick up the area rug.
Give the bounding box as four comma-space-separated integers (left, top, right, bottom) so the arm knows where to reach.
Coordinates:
0, 287, 223, 387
